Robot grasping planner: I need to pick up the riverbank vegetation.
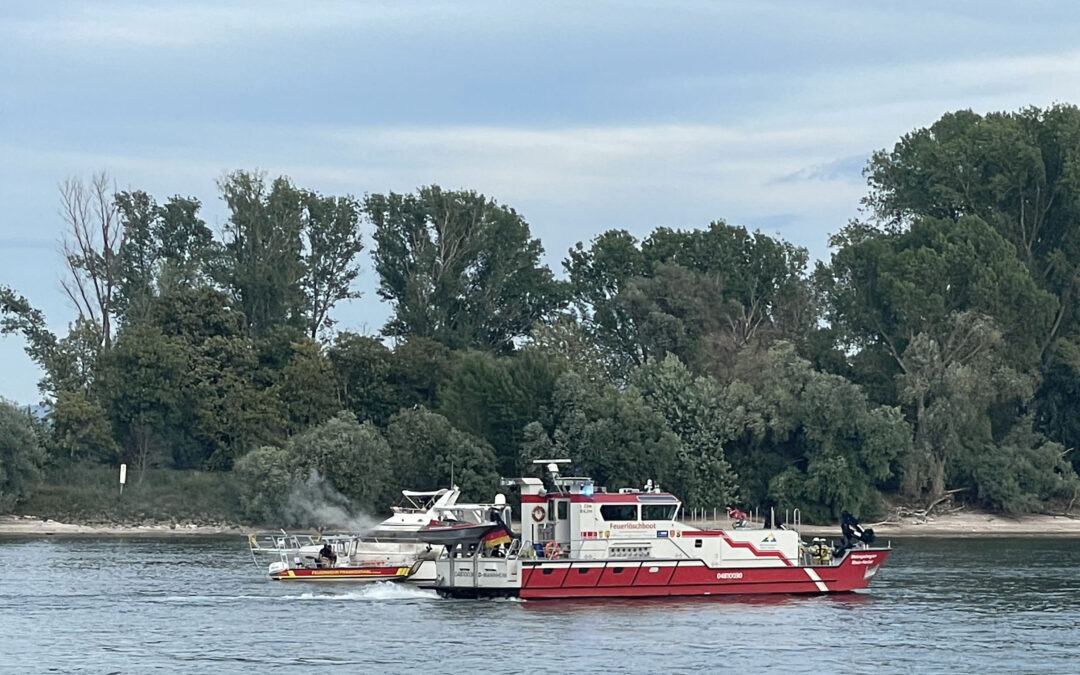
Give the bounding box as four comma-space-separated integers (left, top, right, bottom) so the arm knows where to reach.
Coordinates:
3, 104, 1080, 526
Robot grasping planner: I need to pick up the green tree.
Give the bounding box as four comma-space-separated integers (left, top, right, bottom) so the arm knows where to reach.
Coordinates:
187, 335, 285, 470
367, 185, 563, 352
567, 222, 814, 381
45, 319, 103, 398
113, 190, 160, 325
0, 399, 47, 511
155, 195, 216, 291
218, 171, 306, 336
565, 229, 649, 377
632, 354, 738, 508
2, 289, 104, 400
440, 349, 564, 475
1036, 339, 1080, 472
827, 216, 1055, 372
1, 286, 58, 396
276, 338, 339, 434
893, 312, 1075, 507
966, 419, 1077, 513
524, 314, 608, 387
824, 216, 1060, 503
643, 223, 814, 354
288, 412, 393, 513
98, 324, 186, 478
300, 192, 364, 338
234, 445, 302, 524
717, 343, 909, 521
326, 332, 400, 426
518, 421, 555, 470
389, 337, 456, 410
550, 372, 681, 493
865, 106, 1080, 357
49, 390, 119, 462
863, 106, 1080, 465
113, 190, 216, 324
385, 407, 500, 503
150, 287, 285, 469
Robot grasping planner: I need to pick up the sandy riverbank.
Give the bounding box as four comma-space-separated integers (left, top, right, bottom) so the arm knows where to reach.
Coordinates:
0, 515, 244, 537
3, 510, 1079, 538
792, 511, 1080, 537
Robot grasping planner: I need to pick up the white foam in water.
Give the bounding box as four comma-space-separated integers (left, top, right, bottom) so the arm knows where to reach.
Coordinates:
160, 595, 269, 604
158, 583, 438, 604
294, 582, 438, 602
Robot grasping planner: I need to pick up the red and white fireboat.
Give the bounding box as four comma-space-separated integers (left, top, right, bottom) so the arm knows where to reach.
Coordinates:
429, 461, 890, 599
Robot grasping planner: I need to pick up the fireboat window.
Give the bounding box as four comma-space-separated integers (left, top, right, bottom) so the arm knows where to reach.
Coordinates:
557, 501, 569, 520
600, 504, 639, 521
641, 504, 677, 520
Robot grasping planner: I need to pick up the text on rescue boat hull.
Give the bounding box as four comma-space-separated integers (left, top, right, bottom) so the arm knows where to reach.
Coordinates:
269, 565, 413, 582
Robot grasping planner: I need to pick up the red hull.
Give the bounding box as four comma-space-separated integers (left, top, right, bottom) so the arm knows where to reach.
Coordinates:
515, 549, 889, 599
269, 565, 412, 582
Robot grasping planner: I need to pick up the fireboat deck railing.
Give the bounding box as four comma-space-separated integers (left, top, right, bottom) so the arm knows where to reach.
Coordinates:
501, 536, 873, 569
680, 507, 802, 535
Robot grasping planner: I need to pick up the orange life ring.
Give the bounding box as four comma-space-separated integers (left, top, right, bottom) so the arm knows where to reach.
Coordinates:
543, 541, 562, 558
531, 505, 546, 522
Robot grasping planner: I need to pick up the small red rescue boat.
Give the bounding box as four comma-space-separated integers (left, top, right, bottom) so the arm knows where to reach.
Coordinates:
268, 563, 416, 582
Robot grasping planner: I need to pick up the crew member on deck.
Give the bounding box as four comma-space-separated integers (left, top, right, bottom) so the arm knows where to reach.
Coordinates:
318, 542, 337, 568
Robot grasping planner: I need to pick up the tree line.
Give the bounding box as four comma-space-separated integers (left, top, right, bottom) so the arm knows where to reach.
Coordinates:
3, 104, 1080, 523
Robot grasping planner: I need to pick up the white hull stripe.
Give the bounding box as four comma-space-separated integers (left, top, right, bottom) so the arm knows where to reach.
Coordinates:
804, 568, 829, 592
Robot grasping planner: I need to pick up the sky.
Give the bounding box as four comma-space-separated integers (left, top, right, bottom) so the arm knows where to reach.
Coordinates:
3, 0, 1080, 405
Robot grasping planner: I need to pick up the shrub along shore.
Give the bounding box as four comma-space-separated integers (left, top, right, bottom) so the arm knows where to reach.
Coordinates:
4, 510, 1080, 538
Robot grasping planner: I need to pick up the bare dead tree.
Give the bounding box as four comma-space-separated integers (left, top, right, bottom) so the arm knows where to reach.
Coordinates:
59, 172, 123, 352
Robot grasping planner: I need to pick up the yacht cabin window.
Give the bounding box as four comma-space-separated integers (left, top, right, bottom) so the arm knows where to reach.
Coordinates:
600, 504, 638, 521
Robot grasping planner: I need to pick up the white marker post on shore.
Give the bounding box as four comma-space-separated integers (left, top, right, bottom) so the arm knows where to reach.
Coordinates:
119, 463, 127, 496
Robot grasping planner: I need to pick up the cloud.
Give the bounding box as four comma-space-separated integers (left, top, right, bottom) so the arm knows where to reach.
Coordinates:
1, 1, 414, 48
771, 155, 867, 185
738, 214, 803, 232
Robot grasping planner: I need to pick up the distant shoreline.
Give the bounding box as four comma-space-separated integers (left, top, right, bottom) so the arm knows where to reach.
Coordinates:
3, 510, 1079, 539
0, 515, 244, 538
785, 511, 1080, 538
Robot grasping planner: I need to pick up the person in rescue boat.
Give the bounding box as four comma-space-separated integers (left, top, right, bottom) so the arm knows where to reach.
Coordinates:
809, 537, 832, 565
318, 542, 337, 568
726, 506, 748, 528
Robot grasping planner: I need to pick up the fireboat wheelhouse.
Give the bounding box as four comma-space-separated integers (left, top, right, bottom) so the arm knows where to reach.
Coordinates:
430, 460, 890, 599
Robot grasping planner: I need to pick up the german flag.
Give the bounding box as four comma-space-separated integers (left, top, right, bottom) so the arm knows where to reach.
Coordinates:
481, 526, 511, 547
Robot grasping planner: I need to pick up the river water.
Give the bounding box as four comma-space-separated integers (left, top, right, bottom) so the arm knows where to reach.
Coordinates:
1, 535, 1077, 674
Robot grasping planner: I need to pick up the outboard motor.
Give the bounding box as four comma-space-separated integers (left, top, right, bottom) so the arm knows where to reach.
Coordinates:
835, 511, 875, 555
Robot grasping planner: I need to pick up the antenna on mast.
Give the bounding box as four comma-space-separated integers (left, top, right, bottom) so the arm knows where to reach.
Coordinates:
532, 459, 571, 476
533, 459, 572, 494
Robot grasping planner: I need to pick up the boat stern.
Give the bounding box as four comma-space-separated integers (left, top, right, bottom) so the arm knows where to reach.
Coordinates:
819, 547, 891, 592
433, 556, 523, 598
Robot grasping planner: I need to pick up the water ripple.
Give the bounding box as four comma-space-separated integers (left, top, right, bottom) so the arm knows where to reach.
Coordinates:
1, 535, 1078, 673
